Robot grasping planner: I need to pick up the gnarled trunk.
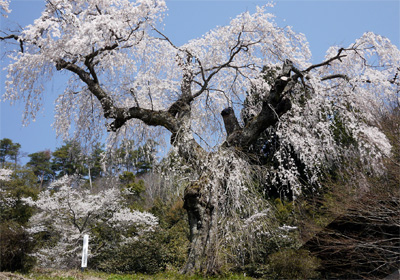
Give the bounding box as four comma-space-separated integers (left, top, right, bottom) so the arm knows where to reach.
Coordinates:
171, 128, 220, 274
179, 61, 298, 274
182, 179, 219, 274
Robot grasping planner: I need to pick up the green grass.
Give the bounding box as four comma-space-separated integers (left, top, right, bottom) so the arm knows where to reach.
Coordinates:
21, 268, 256, 280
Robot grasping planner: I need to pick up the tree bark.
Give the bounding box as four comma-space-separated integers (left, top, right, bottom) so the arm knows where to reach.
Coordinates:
182, 176, 219, 274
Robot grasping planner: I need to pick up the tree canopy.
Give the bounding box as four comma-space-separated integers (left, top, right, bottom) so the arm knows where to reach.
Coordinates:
0, 138, 21, 167
1, 1, 397, 171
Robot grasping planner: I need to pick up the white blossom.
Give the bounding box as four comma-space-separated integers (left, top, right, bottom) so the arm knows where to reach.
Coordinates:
0, 168, 13, 181
0, 0, 10, 17
3, 3, 395, 187
24, 175, 158, 268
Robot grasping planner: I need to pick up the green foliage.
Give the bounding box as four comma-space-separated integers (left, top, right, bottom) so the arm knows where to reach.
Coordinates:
119, 171, 145, 196
0, 221, 36, 272
133, 140, 157, 175
151, 198, 189, 268
51, 141, 86, 178
0, 138, 21, 167
114, 140, 157, 175
0, 167, 38, 224
92, 197, 189, 274
0, 141, 38, 273
157, 199, 189, 268
119, 171, 146, 209
27, 150, 54, 186
273, 198, 294, 224
93, 233, 167, 274
86, 142, 105, 180
265, 249, 320, 279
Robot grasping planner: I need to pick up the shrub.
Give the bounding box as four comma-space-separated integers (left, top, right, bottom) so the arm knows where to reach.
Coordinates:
266, 249, 320, 279
0, 221, 36, 272
93, 233, 167, 274
93, 198, 190, 274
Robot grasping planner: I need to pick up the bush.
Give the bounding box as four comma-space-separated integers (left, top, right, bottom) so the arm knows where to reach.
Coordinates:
93, 233, 168, 274
266, 249, 320, 279
0, 221, 36, 272
93, 198, 190, 274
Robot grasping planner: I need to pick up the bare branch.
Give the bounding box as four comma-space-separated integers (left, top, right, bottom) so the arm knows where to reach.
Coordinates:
304, 48, 347, 73
153, 27, 179, 50
321, 74, 350, 82
0, 34, 24, 53
56, 58, 178, 133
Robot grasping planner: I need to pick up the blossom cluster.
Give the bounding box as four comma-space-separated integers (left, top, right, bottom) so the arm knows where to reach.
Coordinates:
24, 175, 158, 268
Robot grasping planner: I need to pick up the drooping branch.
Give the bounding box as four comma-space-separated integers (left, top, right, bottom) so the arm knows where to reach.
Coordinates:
165, 28, 263, 119
192, 33, 262, 101
56, 54, 206, 166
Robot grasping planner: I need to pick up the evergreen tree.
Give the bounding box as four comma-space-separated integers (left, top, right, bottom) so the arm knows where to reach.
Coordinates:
86, 142, 105, 180
115, 140, 157, 175
0, 138, 21, 168
26, 150, 53, 187
51, 141, 86, 178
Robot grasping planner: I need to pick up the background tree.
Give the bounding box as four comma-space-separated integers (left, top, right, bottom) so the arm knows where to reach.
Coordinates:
132, 140, 157, 175
0, 167, 38, 225
111, 140, 157, 175
24, 175, 158, 269
0, 138, 21, 168
119, 171, 145, 204
0, 143, 38, 272
1, 0, 398, 274
27, 150, 54, 187
51, 141, 86, 178
85, 142, 105, 181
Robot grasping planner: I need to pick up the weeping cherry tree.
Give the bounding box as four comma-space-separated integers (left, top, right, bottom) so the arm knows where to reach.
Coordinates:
1, 0, 399, 273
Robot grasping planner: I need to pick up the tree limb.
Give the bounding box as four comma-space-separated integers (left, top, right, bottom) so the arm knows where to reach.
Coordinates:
304, 48, 347, 73
222, 61, 296, 148
0, 34, 24, 53
321, 74, 350, 82
56, 59, 179, 133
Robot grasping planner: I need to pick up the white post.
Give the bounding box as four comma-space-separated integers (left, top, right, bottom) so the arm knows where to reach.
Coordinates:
81, 234, 89, 271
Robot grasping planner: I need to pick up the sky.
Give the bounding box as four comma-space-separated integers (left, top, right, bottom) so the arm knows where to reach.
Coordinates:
0, 0, 399, 164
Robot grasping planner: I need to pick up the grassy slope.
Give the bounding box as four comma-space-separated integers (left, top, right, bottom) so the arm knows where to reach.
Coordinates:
4, 269, 255, 280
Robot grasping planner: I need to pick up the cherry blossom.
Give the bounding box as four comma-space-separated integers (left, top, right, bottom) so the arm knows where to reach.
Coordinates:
24, 175, 158, 268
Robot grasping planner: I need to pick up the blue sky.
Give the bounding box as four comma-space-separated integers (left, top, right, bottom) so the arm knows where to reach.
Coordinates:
1, 0, 399, 163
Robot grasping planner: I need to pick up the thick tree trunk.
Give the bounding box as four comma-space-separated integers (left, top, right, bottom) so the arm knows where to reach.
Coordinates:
180, 61, 299, 274
182, 177, 219, 274
170, 128, 221, 274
